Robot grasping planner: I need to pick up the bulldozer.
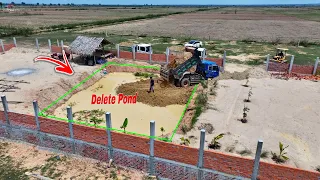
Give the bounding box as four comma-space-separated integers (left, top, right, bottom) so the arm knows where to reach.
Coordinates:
272, 48, 288, 63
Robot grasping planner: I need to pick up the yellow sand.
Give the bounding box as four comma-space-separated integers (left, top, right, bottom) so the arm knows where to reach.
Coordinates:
54, 72, 184, 136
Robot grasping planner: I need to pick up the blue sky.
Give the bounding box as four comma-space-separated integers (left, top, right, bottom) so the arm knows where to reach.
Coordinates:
2, 0, 320, 5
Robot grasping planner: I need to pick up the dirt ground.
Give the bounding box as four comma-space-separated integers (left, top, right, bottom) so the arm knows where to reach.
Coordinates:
0, 7, 195, 28
0, 138, 146, 179
173, 71, 320, 172
83, 11, 320, 42
116, 79, 193, 107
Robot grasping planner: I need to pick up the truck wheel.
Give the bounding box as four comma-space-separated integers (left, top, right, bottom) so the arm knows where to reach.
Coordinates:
180, 78, 190, 87
87, 59, 94, 66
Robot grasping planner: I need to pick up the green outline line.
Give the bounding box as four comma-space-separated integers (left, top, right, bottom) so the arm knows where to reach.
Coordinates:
169, 84, 198, 141
39, 62, 194, 142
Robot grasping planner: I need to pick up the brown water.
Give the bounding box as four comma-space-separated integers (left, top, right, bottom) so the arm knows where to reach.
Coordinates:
54, 72, 185, 137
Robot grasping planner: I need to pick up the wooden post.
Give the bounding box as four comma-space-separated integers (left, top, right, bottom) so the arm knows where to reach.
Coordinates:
149, 121, 155, 175
166, 47, 170, 65
1, 39, 5, 54
57, 39, 60, 47
197, 129, 205, 180
251, 140, 263, 180
116, 44, 120, 58
106, 112, 113, 159
266, 54, 270, 71
60, 40, 64, 53
149, 46, 152, 64
132, 45, 136, 60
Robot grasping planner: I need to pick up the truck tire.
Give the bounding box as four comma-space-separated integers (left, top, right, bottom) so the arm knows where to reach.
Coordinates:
87, 59, 94, 66
180, 78, 190, 87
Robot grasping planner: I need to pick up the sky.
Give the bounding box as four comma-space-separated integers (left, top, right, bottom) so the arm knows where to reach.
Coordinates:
2, 0, 320, 5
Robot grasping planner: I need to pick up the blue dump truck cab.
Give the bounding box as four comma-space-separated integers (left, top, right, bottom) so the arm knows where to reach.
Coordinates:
160, 50, 220, 87
196, 60, 220, 80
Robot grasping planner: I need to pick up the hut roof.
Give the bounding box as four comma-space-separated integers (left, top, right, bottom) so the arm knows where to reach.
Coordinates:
69, 36, 110, 55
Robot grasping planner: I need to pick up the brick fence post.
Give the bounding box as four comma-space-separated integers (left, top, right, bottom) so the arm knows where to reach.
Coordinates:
149, 47, 152, 64
223, 50, 227, 67
132, 45, 136, 60
313, 57, 319, 75
0, 39, 5, 54
57, 39, 60, 47
166, 47, 170, 65
67, 106, 76, 154
266, 54, 270, 71
149, 120, 155, 175
13, 37, 17, 47
36, 38, 39, 51
48, 39, 52, 53
105, 112, 113, 159
33, 100, 43, 145
116, 44, 120, 58
197, 129, 205, 180
288, 55, 294, 74
1, 95, 10, 125
251, 140, 263, 180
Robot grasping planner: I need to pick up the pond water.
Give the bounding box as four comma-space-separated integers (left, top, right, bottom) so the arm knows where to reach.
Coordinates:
54, 72, 184, 137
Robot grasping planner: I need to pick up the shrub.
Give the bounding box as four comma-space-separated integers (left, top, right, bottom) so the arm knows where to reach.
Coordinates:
261, 151, 269, 158
208, 133, 224, 149
271, 142, 289, 163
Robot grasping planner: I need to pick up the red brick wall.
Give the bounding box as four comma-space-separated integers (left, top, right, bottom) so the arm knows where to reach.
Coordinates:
135, 52, 150, 61
119, 51, 175, 63
51, 45, 71, 54
206, 58, 223, 67
291, 64, 314, 75
268, 62, 289, 72
0, 43, 15, 52
119, 51, 133, 59
1, 110, 319, 180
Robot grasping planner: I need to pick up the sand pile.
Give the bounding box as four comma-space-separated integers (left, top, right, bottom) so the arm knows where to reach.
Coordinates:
169, 46, 184, 52
116, 79, 193, 107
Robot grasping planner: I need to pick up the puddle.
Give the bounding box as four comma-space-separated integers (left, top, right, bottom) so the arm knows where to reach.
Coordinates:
54, 72, 185, 136
6, 68, 36, 77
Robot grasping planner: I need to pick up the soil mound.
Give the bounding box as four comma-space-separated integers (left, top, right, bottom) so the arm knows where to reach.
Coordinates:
116, 79, 193, 107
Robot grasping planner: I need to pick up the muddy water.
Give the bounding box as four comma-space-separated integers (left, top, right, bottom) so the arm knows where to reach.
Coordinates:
54, 72, 184, 137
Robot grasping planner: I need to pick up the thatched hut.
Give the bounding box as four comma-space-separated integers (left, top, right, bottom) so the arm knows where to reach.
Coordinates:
69, 36, 112, 66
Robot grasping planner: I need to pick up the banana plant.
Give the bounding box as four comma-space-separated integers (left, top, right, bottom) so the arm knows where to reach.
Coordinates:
180, 137, 190, 146
208, 133, 224, 149
120, 118, 128, 133
271, 142, 289, 163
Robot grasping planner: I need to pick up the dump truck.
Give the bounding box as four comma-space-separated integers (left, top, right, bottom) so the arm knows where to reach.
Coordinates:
160, 48, 219, 87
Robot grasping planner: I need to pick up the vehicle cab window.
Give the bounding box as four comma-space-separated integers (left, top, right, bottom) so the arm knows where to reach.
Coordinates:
209, 65, 213, 71
212, 66, 219, 71
140, 47, 145, 52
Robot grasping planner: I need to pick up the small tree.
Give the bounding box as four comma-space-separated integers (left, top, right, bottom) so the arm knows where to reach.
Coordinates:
271, 142, 289, 163
180, 137, 190, 146
244, 88, 253, 102
120, 118, 128, 133
90, 116, 103, 126
241, 105, 250, 123
208, 133, 224, 149
160, 127, 165, 136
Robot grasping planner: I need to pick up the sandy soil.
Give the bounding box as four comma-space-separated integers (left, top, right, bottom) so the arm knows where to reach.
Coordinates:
116, 78, 193, 107
82, 11, 320, 42
173, 77, 320, 171
54, 73, 185, 137
0, 47, 98, 115
0, 138, 145, 179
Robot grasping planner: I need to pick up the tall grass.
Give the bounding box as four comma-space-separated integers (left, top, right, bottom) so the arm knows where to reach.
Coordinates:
0, 26, 33, 37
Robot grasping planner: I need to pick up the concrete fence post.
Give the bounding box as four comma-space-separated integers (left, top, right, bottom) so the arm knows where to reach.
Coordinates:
1, 95, 10, 125
166, 47, 169, 65
67, 106, 76, 154
105, 112, 113, 159
149, 47, 152, 64
36, 38, 39, 51
132, 45, 136, 60
223, 50, 227, 67
13, 37, 17, 47
149, 120, 155, 175
313, 57, 319, 75
197, 129, 205, 180
57, 39, 60, 47
48, 39, 52, 53
251, 140, 263, 180
60, 40, 64, 53
116, 44, 120, 58
0, 39, 5, 54
33, 100, 43, 145
288, 55, 295, 74
266, 54, 270, 71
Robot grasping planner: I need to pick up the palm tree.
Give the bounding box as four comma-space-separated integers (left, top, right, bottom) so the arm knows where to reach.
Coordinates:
271, 142, 289, 163
160, 127, 165, 136
120, 118, 128, 133
208, 133, 224, 149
